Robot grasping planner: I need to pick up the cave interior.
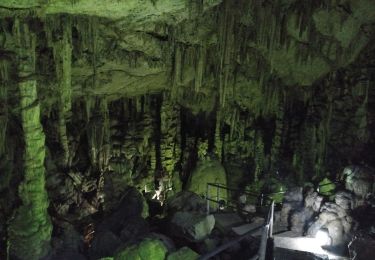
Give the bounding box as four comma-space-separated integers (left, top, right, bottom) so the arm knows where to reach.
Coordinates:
0, 0, 375, 260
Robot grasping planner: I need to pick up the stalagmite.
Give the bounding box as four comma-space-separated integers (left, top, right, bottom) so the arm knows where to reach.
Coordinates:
0, 2, 375, 259
214, 110, 223, 161
160, 95, 181, 177
253, 130, 265, 183
270, 96, 285, 174
8, 19, 52, 260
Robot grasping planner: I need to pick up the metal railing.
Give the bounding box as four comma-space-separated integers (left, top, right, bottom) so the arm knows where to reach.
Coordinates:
205, 179, 340, 215
198, 201, 275, 260
205, 183, 284, 215
206, 182, 259, 215
256, 201, 274, 260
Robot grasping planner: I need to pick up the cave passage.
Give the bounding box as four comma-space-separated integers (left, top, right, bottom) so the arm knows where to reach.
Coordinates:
0, 1, 375, 260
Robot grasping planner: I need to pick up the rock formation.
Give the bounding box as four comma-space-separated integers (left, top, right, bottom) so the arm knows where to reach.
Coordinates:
0, 0, 375, 259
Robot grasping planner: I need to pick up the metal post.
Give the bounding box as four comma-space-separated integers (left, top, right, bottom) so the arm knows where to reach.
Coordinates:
216, 185, 220, 211
269, 201, 274, 238
206, 184, 210, 215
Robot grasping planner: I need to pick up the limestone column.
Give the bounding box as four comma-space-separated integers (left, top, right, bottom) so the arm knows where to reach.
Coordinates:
8, 19, 52, 260
51, 16, 72, 168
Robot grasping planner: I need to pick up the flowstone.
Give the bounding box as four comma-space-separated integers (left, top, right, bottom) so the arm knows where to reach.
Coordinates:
186, 159, 227, 204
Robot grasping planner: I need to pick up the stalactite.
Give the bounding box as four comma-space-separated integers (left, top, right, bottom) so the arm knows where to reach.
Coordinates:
48, 15, 73, 167
194, 45, 205, 93
172, 43, 182, 98
317, 102, 332, 176
0, 60, 8, 155
8, 19, 52, 260
85, 96, 93, 121
99, 98, 110, 172
218, 0, 235, 107
86, 98, 110, 171
270, 95, 285, 174
160, 95, 181, 177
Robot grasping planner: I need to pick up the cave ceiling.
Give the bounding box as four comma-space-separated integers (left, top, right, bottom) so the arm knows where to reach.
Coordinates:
1, 0, 374, 109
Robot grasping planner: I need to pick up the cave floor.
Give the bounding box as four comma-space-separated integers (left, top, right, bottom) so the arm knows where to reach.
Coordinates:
273, 232, 350, 260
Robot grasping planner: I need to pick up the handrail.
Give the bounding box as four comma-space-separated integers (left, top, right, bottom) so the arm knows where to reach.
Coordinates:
197, 224, 265, 260
206, 180, 339, 215
198, 201, 275, 260
254, 201, 274, 260
206, 183, 283, 214
207, 183, 259, 196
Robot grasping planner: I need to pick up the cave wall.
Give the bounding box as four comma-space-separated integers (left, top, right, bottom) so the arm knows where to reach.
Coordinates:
1, 0, 375, 258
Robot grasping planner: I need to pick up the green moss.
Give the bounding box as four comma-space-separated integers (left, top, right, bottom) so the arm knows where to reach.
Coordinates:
115, 238, 167, 260
318, 178, 336, 197
0, 0, 39, 8
197, 140, 209, 160
267, 179, 286, 204
186, 159, 227, 204
167, 247, 199, 260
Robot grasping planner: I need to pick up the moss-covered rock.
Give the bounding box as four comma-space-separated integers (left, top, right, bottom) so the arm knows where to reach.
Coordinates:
186, 159, 227, 205
268, 180, 286, 204
167, 247, 199, 260
318, 178, 336, 197
114, 238, 167, 260
171, 212, 215, 241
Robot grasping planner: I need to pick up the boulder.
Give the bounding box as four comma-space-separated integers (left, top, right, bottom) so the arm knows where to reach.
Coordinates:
120, 218, 149, 242
278, 187, 304, 227
317, 178, 336, 197
307, 193, 357, 249
167, 247, 199, 260
289, 190, 323, 234
284, 187, 304, 203
348, 234, 375, 260
97, 187, 149, 234
89, 231, 122, 259
186, 159, 227, 205
170, 212, 215, 241
147, 233, 176, 252
114, 238, 167, 260
278, 187, 324, 233
290, 207, 315, 234
342, 165, 374, 207
304, 191, 323, 213
166, 191, 206, 214
334, 191, 354, 210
